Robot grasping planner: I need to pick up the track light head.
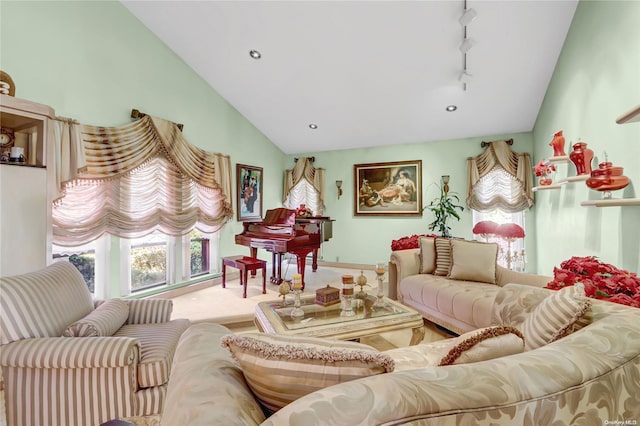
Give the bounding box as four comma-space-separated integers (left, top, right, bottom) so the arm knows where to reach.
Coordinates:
459, 8, 477, 26
459, 38, 476, 53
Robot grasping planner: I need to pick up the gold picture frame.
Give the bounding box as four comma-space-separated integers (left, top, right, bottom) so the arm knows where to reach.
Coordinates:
354, 160, 422, 216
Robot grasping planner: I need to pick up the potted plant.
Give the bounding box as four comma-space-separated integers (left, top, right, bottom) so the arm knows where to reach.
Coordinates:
426, 185, 464, 238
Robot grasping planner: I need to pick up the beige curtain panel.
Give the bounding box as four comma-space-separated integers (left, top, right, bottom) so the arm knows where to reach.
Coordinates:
283, 157, 325, 209
52, 115, 233, 246
466, 139, 534, 212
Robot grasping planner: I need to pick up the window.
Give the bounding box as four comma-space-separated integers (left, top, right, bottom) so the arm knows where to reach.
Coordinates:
472, 209, 526, 272
284, 179, 322, 215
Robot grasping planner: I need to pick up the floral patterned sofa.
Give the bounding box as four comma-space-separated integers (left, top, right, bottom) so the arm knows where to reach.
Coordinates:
0, 262, 190, 426
159, 283, 640, 425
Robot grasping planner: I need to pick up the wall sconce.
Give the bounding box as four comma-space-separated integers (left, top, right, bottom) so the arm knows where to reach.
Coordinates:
336, 180, 343, 199
442, 175, 450, 194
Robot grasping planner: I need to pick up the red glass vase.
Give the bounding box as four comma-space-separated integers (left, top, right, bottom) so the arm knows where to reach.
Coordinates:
549, 130, 566, 157
586, 162, 630, 193
569, 141, 594, 175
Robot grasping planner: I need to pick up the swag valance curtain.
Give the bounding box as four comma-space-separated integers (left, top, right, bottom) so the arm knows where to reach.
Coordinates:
283, 157, 325, 212
52, 115, 233, 246
466, 139, 534, 213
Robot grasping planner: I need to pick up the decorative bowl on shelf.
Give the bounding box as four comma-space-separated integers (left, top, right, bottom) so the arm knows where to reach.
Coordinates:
586, 162, 630, 198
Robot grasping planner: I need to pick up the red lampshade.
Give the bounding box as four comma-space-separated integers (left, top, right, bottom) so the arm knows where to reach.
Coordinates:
496, 223, 525, 239
472, 221, 499, 235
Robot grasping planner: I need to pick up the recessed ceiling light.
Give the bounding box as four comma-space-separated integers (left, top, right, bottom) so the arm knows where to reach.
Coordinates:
249, 49, 261, 59
309, 124, 318, 129
446, 105, 457, 112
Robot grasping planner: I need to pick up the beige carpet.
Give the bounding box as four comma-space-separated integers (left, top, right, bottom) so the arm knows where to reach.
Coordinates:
168, 262, 452, 349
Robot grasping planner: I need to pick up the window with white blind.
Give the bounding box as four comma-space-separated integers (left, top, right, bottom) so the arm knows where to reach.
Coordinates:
283, 179, 323, 215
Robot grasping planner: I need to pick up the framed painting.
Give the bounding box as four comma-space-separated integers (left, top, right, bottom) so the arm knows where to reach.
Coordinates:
236, 164, 263, 221
354, 160, 422, 216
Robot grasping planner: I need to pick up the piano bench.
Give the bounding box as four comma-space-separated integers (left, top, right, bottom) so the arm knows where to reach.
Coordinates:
222, 256, 267, 298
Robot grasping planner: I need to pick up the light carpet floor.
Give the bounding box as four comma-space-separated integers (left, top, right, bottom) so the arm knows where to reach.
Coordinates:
168, 262, 453, 349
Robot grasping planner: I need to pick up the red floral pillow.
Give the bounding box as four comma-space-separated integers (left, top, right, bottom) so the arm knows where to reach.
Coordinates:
391, 234, 437, 251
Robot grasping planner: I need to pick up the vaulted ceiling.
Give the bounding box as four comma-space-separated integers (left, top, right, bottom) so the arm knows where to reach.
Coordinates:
123, 1, 578, 154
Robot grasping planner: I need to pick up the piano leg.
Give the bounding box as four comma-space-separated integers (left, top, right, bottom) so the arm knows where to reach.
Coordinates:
312, 248, 319, 272
270, 252, 284, 284
292, 249, 315, 290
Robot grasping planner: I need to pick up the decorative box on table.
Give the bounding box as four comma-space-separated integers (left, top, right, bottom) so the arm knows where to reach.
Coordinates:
315, 285, 340, 306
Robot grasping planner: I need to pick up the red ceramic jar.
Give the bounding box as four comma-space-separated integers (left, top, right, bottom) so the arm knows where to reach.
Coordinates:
586, 162, 630, 192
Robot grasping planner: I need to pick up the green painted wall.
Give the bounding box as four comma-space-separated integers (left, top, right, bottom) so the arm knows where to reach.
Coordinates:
291, 131, 540, 271
532, 0, 640, 274
0, 0, 286, 266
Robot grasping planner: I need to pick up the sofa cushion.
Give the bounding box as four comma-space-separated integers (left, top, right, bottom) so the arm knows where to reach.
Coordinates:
448, 240, 498, 284
221, 333, 395, 412
114, 319, 190, 388
419, 237, 437, 274
63, 299, 129, 337
400, 274, 499, 332
521, 283, 591, 351
434, 238, 452, 276
438, 325, 524, 365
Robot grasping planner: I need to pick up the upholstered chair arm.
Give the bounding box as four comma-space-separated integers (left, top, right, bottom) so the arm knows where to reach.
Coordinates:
0, 336, 139, 369
126, 299, 173, 324
495, 265, 552, 288
388, 248, 420, 300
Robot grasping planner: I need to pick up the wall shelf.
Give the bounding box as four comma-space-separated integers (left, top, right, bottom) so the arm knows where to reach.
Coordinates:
581, 198, 640, 207
533, 183, 564, 192
548, 155, 570, 163
557, 174, 589, 184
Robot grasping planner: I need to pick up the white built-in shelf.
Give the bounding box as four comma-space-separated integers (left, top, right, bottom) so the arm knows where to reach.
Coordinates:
581, 198, 640, 207
557, 175, 589, 184
548, 156, 570, 163
533, 183, 564, 192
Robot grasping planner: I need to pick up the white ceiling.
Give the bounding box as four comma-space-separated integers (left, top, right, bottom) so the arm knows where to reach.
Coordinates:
122, 1, 578, 154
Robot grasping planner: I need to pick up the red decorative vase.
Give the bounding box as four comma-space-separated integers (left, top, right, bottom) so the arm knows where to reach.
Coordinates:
539, 178, 553, 186
569, 141, 594, 175
586, 162, 630, 193
549, 130, 566, 157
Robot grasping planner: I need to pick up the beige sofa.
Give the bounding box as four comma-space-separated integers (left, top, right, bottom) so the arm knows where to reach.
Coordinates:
0, 262, 190, 426
159, 284, 640, 424
389, 242, 552, 334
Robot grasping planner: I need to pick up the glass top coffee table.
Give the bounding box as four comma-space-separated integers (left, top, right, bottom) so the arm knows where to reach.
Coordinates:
255, 295, 425, 346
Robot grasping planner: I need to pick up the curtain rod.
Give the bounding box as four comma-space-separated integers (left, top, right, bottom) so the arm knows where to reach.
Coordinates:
481, 138, 513, 148
294, 156, 315, 163
131, 109, 184, 131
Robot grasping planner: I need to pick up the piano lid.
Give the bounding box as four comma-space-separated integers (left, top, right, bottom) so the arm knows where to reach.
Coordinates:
262, 208, 296, 226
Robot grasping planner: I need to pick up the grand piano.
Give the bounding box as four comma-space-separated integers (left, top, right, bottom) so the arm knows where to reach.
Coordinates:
235, 208, 333, 289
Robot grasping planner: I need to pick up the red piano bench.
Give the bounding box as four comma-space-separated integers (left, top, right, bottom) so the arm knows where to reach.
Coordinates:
222, 255, 267, 298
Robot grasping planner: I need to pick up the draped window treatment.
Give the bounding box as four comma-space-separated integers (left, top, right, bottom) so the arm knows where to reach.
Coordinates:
283, 158, 325, 214
52, 115, 233, 246
466, 140, 534, 212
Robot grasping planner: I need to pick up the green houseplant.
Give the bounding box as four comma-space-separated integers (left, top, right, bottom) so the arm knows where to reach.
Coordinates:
426, 185, 465, 238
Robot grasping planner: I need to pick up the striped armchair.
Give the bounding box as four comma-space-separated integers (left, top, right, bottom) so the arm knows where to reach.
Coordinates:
0, 262, 190, 426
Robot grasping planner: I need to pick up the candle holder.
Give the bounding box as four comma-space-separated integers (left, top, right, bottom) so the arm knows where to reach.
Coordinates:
355, 270, 368, 309
340, 275, 355, 317
374, 262, 386, 308
290, 289, 304, 320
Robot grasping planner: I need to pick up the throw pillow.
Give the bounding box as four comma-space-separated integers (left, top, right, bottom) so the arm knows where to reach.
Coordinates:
419, 237, 437, 274
448, 239, 498, 284
221, 333, 395, 412
434, 238, 453, 276
438, 325, 524, 366
63, 298, 129, 337
521, 282, 591, 351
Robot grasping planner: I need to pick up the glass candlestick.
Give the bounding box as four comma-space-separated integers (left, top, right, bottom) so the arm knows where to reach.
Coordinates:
290, 289, 304, 320
340, 274, 355, 317
374, 262, 386, 307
